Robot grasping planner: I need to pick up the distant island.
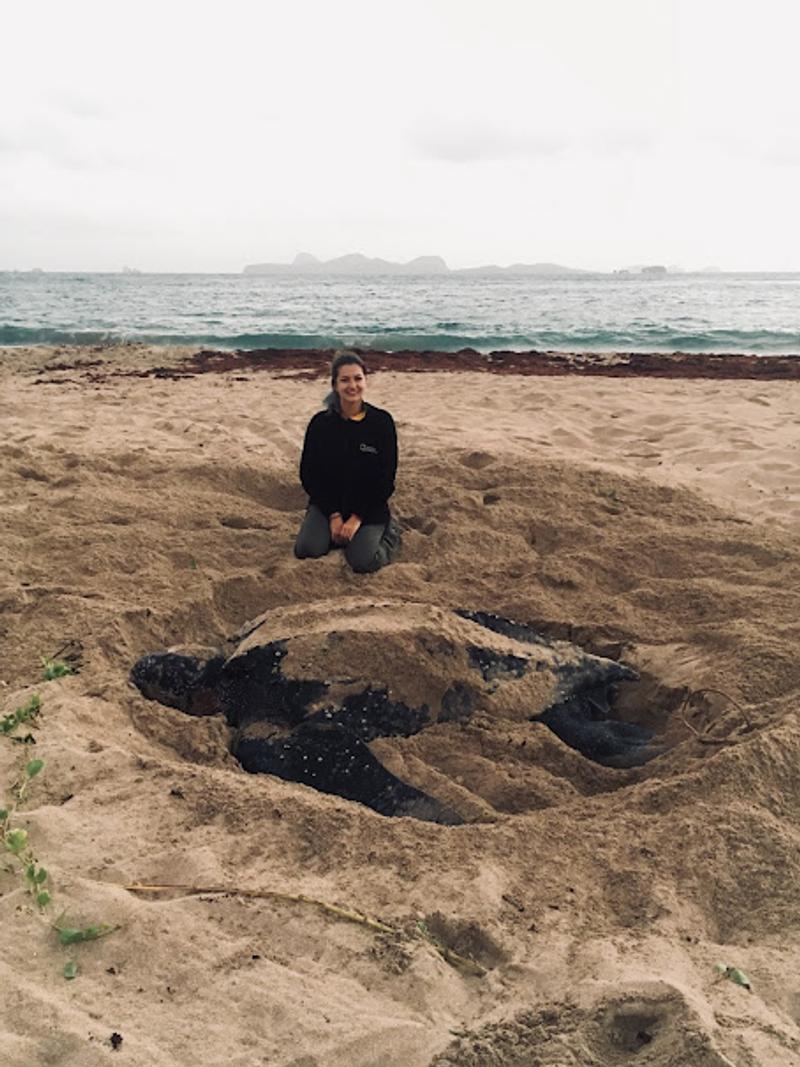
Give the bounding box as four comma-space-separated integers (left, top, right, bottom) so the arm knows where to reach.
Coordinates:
243, 253, 588, 277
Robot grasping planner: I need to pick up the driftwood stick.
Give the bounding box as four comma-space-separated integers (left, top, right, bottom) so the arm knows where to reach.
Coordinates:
122, 882, 486, 976
124, 882, 395, 933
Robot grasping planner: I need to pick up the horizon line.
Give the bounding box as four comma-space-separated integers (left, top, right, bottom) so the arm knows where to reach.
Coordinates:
4, 265, 800, 276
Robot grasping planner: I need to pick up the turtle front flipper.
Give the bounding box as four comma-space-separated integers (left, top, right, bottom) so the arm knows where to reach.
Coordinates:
233, 721, 463, 825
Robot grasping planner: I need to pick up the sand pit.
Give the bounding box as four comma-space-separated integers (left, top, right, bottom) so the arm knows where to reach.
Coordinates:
1, 344, 800, 1066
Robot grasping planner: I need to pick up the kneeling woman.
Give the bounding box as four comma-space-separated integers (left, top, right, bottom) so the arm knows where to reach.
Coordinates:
295, 352, 401, 573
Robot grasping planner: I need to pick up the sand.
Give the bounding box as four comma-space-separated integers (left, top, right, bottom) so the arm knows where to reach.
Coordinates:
1, 344, 799, 1066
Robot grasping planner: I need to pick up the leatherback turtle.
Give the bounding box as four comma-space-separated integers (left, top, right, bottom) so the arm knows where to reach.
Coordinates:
131, 598, 661, 823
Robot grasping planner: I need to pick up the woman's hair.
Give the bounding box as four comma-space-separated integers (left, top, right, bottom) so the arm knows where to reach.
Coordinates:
324, 350, 367, 411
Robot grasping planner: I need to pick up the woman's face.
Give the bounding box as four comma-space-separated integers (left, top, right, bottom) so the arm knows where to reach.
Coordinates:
334, 363, 366, 408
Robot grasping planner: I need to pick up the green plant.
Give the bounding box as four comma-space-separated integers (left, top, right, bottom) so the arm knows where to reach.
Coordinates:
2, 759, 52, 909
41, 658, 73, 681
55, 919, 119, 984
55, 920, 118, 945
0, 694, 41, 736
2, 688, 117, 978
715, 963, 752, 991
16, 758, 44, 803
3, 818, 52, 909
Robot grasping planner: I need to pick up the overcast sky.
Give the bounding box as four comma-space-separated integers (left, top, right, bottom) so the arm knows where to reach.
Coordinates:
2, 0, 799, 272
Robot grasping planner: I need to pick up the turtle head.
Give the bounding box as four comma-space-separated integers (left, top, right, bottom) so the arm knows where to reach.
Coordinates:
130, 651, 225, 716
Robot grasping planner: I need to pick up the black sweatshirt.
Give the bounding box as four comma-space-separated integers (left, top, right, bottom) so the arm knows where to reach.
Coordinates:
299, 403, 397, 525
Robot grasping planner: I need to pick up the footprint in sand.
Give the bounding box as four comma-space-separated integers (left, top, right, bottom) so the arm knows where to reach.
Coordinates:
459, 450, 496, 470
15, 465, 50, 483
760, 460, 794, 472
528, 523, 559, 554
219, 515, 275, 531
403, 515, 437, 535
549, 428, 587, 448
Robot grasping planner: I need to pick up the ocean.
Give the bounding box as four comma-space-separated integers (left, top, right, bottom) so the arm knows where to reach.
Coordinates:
2, 270, 800, 354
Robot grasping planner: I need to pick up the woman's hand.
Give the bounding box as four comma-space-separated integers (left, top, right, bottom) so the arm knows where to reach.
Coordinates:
338, 515, 362, 543
329, 513, 345, 544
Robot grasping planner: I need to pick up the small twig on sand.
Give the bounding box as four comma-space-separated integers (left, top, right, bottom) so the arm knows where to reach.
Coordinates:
122, 882, 486, 977
692, 687, 751, 728
678, 687, 751, 746
679, 706, 730, 745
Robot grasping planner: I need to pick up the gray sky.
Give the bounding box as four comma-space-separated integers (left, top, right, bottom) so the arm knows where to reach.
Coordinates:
3, 0, 799, 272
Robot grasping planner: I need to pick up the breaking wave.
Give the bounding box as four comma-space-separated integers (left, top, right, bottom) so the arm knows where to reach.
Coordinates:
3, 323, 800, 354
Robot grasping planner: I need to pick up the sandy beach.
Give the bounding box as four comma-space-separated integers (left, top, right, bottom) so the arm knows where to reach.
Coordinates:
2, 343, 800, 1067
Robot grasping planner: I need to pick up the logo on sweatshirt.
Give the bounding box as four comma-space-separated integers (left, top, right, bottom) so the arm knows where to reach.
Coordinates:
360, 443, 378, 454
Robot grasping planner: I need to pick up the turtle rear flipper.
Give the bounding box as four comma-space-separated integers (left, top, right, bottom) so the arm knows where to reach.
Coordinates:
533, 704, 666, 767
391, 793, 464, 826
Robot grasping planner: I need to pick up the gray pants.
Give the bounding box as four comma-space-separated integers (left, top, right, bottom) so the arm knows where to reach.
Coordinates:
294, 505, 400, 574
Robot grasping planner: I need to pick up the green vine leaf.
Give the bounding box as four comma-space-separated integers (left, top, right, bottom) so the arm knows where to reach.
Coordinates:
1, 695, 41, 734
42, 659, 73, 681
57, 922, 118, 946
5, 828, 28, 855
25, 759, 44, 779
